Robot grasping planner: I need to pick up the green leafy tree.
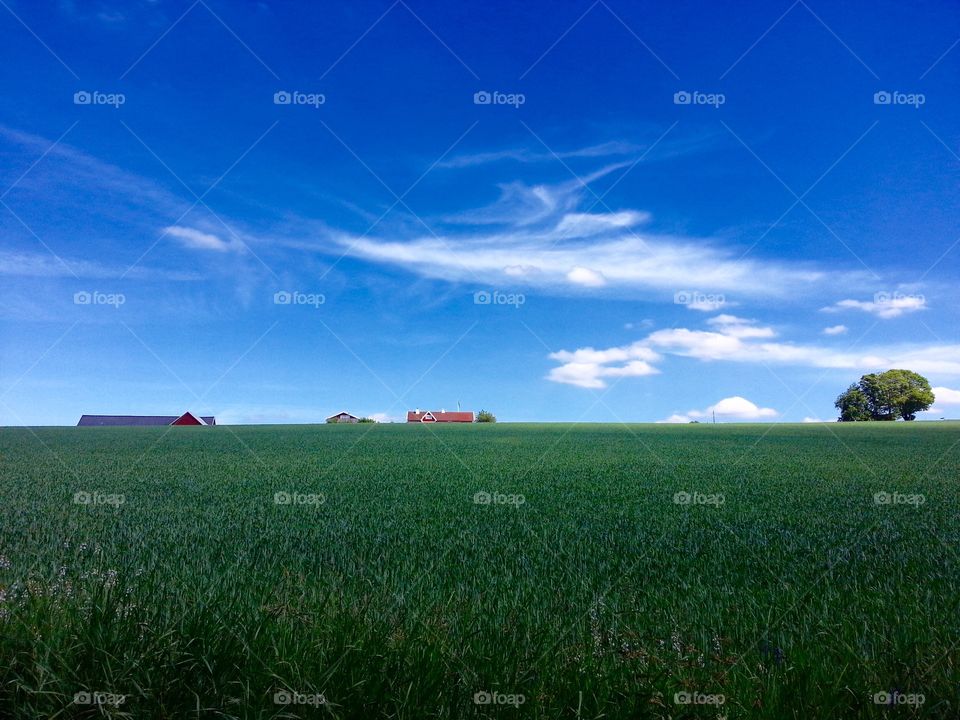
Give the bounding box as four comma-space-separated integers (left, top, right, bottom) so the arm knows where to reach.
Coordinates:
835, 369, 934, 421
835, 383, 872, 421
476, 410, 496, 423
358, 417, 376, 423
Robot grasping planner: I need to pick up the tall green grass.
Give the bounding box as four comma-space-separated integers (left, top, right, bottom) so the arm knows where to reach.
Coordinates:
0, 423, 957, 718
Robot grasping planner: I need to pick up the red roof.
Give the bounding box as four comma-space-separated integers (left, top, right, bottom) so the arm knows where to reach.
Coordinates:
406, 410, 474, 423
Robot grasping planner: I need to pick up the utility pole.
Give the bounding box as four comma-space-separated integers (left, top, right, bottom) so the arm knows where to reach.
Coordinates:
713, 410, 716, 425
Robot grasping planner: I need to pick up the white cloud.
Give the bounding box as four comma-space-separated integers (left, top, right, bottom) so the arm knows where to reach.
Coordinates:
823, 324, 848, 335
547, 317, 960, 388
165, 225, 243, 253
566, 266, 606, 287
329, 165, 855, 298
802, 416, 826, 423
546, 343, 660, 388
436, 140, 641, 169
823, 294, 926, 319
692, 396, 778, 420
659, 396, 778, 423
932, 386, 960, 405
705, 315, 776, 339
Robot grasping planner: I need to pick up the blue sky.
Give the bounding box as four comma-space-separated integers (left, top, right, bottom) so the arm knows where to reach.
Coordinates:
1, 0, 959, 424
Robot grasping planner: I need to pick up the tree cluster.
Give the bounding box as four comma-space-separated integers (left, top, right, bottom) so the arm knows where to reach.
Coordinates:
835, 369, 934, 421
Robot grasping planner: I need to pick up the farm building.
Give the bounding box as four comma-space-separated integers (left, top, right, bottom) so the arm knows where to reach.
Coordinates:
327, 411, 359, 423
406, 410, 474, 423
77, 412, 215, 426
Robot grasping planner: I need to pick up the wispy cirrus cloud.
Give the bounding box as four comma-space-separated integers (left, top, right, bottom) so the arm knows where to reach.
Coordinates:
328, 165, 850, 299
165, 226, 245, 253
822, 293, 927, 319
436, 139, 642, 169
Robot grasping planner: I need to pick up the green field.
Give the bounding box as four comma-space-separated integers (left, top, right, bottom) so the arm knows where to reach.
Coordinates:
1, 423, 957, 718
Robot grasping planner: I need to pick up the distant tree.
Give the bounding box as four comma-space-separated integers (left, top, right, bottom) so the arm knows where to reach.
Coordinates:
476, 410, 496, 423
835, 369, 934, 421
835, 383, 873, 421
358, 417, 376, 423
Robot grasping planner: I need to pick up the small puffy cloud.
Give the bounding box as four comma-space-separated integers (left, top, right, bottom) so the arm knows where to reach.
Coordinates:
802, 416, 825, 423
692, 396, 778, 420
932, 386, 960, 405
661, 396, 778, 423
547, 343, 660, 388
705, 314, 776, 339
166, 225, 243, 253
566, 266, 606, 287
823, 294, 926, 319
823, 324, 848, 335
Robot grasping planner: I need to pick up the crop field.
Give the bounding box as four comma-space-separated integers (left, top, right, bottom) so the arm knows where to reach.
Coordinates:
0, 423, 958, 719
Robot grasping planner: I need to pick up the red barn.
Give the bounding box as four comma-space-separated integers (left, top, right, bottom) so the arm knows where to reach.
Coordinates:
406, 410, 474, 423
